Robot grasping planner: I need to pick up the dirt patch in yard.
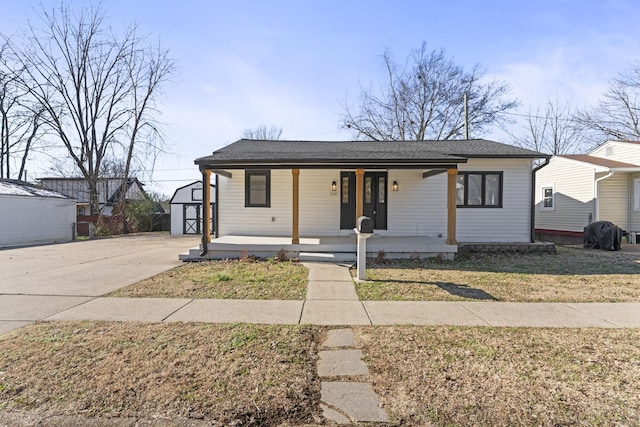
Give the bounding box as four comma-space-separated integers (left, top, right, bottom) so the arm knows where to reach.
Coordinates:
109, 259, 308, 300
355, 326, 640, 426
0, 322, 320, 426
358, 247, 640, 302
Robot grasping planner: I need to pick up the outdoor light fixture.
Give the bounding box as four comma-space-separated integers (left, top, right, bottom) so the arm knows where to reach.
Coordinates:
392, 181, 399, 191
331, 181, 337, 192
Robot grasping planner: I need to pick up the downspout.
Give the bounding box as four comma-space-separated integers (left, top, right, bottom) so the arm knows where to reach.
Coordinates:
594, 170, 615, 223
531, 157, 550, 243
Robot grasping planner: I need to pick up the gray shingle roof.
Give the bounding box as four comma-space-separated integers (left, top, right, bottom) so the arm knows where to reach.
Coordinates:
195, 139, 548, 169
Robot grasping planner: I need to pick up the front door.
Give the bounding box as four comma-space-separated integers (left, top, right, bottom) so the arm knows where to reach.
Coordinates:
339, 171, 388, 230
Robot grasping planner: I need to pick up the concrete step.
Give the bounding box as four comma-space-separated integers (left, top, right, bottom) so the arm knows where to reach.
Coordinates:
299, 252, 356, 263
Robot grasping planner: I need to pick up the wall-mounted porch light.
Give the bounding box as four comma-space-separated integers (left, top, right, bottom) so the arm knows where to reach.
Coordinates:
392, 181, 399, 191
331, 181, 337, 192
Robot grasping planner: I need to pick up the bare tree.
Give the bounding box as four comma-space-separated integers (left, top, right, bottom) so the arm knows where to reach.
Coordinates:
342, 42, 518, 141
512, 100, 585, 155
575, 61, 640, 142
242, 125, 283, 140
6, 3, 174, 214
0, 42, 45, 180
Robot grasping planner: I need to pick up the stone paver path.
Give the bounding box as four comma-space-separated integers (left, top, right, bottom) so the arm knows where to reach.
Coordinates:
303, 263, 389, 424
318, 328, 389, 424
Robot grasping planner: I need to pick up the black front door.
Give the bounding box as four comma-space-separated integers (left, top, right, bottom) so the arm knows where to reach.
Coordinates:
363, 172, 387, 230
339, 171, 388, 230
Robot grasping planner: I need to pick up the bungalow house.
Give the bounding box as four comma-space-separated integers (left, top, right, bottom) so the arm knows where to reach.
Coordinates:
183, 139, 550, 260
0, 179, 77, 247
535, 140, 640, 244
170, 180, 215, 235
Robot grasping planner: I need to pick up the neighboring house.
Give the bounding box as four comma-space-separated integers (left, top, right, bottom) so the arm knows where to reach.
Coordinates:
170, 180, 215, 235
0, 179, 77, 247
188, 139, 549, 259
535, 140, 640, 244
37, 177, 148, 215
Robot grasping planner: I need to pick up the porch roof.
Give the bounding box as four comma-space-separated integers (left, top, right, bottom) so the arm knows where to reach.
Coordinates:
195, 139, 548, 170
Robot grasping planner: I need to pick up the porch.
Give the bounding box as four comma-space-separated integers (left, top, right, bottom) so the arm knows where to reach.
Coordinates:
179, 234, 458, 262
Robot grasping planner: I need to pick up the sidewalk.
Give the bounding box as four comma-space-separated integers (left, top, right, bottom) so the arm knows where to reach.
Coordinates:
2, 261, 640, 332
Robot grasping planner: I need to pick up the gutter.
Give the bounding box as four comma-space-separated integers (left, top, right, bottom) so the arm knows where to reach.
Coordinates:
594, 170, 615, 223
531, 157, 551, 243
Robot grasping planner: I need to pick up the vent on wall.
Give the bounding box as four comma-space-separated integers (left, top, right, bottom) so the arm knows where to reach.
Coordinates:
606, 146, 614, 156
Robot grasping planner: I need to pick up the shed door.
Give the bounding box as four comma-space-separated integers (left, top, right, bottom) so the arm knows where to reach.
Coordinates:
183, 203, 215, 235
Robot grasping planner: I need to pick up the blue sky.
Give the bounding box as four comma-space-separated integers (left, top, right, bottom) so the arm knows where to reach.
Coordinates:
3, 0, 640, 197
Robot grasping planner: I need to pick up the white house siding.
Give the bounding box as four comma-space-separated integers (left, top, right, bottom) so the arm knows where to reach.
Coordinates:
535, 157, 595, 232
387, 169, 447, 237
630, 174, 640, 232
299, 170, 340, 236
597, 173, 629, 229
590, 141, 640, 165
457, 159, 533, 242
0, 195, 76, 247
218, 169, 292, 237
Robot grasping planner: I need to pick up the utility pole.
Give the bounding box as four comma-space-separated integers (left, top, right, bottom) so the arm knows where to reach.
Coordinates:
464, 93, 469, 139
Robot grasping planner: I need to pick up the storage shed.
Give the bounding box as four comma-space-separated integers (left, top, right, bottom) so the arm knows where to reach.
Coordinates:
170, 180, 215, 235
0, 179, 77, 247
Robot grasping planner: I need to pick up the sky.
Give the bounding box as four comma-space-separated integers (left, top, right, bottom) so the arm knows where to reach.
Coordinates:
3, 0, 640, 198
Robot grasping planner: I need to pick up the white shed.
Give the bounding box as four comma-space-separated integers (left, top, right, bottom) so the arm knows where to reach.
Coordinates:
170, 180, 215, 235
0, 179, 77, 247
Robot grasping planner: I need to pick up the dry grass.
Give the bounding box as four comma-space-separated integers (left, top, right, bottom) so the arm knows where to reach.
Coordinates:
355, 326, 640, 426
0, 321, 320, 426
357, 247, 640, 302
109, 258, 308, 300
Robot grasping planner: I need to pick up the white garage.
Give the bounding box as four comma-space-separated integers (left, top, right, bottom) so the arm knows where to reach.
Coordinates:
170, 180, 215, 235
0, 179, 77, 247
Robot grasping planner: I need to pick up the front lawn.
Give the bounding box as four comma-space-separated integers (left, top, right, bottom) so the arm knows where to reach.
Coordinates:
0, 321, 320, 426
356, 247, 640, 302
109, 258, 308, 300
356, 326, 640, 426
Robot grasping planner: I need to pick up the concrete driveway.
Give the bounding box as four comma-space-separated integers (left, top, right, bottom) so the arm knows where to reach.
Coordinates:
0, 234, 199, 335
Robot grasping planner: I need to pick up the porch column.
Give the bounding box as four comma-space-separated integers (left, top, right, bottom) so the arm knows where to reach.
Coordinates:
292, 168, 300, 244
447, 168, 457, 245
355, 168, 364, 222
202, 169, 212, 244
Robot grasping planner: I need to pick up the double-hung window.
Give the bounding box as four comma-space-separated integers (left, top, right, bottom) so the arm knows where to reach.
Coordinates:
245, 170, 270, 207
456, 172, 503, 208
541, 186, 554, 210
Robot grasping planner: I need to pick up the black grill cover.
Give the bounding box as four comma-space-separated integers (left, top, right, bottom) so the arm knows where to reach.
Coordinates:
583, 221, 623, 251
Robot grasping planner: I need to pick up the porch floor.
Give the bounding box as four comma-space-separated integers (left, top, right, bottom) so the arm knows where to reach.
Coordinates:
180, 235, 458, 261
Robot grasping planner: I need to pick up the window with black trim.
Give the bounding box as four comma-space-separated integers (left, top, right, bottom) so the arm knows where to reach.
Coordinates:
245, 170, 270, 207
456, 172, 503, 208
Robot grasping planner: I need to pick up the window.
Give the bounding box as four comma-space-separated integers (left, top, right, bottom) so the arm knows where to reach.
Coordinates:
245, 170, 270, 207
456, 172, 503, 208
541, 186, 554, 210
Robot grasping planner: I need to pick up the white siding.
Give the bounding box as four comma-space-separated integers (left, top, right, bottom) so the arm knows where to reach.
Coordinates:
299, 170, 341, 235
218, 162, 534, 242
598, 173, 629, 229
457, 159, 533, 242
629, 174, 640, 232
0, 195, 76, 247
387, 169, 447, 236
169, 181, 216, 235
590, 141, 640, 165
535, 157, 595, 232
218, 169, 292, 236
